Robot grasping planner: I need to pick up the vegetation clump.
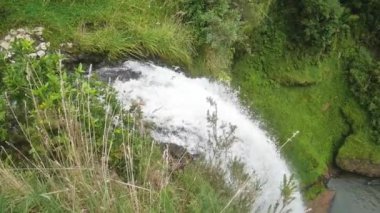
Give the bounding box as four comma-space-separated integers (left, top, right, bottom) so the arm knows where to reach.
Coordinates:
344, 48, 380, 144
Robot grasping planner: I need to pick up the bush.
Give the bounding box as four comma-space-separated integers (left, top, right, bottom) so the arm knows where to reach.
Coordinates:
178, 0, 243, 74
282, 0, 345, 54
341, 0, 380, 47
344, 47, 380, 144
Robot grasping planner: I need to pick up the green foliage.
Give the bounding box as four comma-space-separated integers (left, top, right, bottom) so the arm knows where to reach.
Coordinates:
179, 0, 243, 74
337, 99, 380, 164
281, 0, 345, 54
337, 132, 380, 164
231, 38, 354, 196
341, 0, 380, 47
180, 0, 241, 50
344, 47, 380, 143
338, 102, 380, 164
267, 175, 297, 213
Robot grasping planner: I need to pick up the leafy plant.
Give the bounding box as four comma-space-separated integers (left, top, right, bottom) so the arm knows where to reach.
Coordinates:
178, 0, 243, 74
206, 97, 239, 163
282, 0, 346, 54
341, 0, 380, 48
267, 175, 297, 213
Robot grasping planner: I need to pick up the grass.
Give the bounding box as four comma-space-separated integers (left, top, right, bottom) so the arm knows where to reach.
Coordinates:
231, 18, 380, 197
337, 100, 380, 164
0, 0, 194, 66
0, 81, 247, 212
232, 54, 347, 185
0, 38, 255, 212
228, 4, 380, 199
230, 27, 374, 198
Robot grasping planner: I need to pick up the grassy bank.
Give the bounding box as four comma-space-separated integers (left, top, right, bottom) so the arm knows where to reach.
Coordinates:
230, 25, 379, 198
0, 0, 194, 66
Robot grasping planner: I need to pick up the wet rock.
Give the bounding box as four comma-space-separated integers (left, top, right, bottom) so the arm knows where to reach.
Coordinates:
161, 143, 190, 159
336, 158, 380, 177
64, 53, 106, 69
96, 67, 142, 82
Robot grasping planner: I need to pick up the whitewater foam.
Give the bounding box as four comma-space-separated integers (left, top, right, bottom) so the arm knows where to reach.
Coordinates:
105, 60, 304, 212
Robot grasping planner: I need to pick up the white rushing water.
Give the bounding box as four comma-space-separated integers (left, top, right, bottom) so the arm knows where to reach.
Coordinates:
103, 60, 304, 212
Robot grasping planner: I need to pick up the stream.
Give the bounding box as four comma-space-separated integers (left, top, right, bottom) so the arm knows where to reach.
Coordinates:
329, 174, 380, 213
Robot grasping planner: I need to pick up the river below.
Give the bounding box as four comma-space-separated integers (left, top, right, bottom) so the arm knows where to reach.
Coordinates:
328, 174, 380, 213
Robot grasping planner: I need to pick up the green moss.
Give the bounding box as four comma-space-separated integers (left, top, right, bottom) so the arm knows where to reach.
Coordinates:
232, 52, 353, 186
338, 100, 380, 164
337, 133, 380, 164
231, 22, 379, 197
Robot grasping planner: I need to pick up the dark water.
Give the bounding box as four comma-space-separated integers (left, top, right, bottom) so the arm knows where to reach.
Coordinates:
328, 175, 380, 213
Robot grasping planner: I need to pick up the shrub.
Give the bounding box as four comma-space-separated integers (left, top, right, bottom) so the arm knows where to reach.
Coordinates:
178, 0, 243, 74
344, 47, 380, 144
283, 0, 345, 54
341, 0, 380, 47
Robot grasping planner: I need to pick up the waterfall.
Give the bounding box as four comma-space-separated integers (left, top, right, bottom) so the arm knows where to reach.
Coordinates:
101, 60, 304, 212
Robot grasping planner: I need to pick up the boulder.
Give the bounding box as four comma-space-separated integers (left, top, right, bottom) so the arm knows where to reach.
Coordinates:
336, 158, 380, 177
96, 67, 141, 82
336, 134, 380, 177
